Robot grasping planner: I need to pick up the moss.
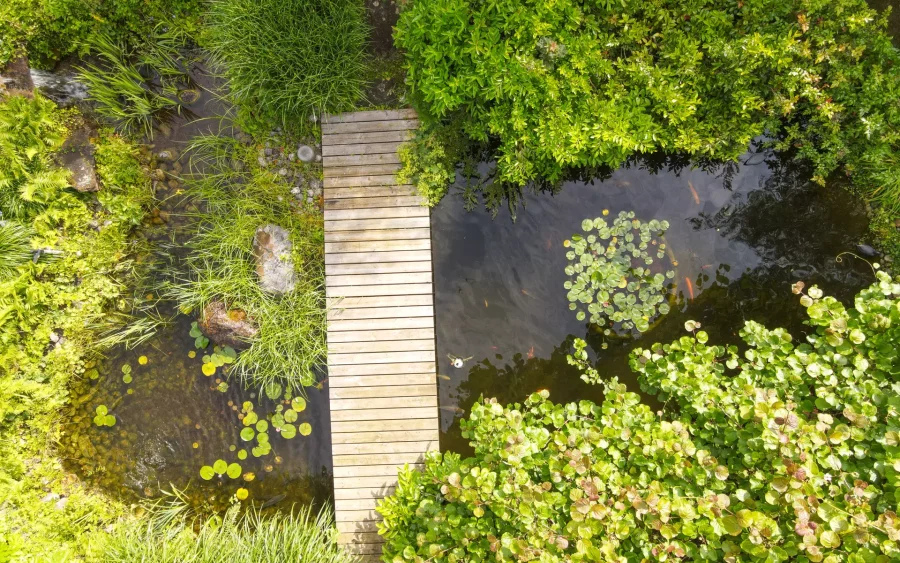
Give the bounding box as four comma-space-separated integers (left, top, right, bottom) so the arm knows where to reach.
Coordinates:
870, 207, 900, 267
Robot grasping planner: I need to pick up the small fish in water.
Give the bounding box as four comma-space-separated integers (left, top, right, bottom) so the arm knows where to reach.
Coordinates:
484, 299, 489, 308
687, 181, 700, 205
260, 494, 286, 509
521, 289, 536, 299
545, 236, 553, 250
684, 277, 695, 301
700, 264, 714, 270
856, 244, 880, 258
437, 374, 451, 381
527, 346, 535, 359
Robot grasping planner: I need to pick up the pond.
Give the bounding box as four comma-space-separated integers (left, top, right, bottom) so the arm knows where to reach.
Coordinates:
432, 152, 877, 455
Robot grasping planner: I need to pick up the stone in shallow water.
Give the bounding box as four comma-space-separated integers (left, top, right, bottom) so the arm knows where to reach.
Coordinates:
252, 224, 297, 295
200, 301, 258, 349
59, 126, 99, 193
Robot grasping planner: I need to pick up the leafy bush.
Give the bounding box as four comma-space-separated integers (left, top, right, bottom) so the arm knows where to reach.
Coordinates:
205, 0, 369, 126
380, 272, 900, 562
0, 0, 203, 69
99, 503, 353, 563
395, 0, 900, 213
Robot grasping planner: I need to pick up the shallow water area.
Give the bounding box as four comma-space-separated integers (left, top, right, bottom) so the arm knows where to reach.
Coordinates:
433, 152, 877, 454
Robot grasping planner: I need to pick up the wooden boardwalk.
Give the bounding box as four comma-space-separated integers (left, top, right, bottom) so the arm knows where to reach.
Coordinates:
321, 109, 439, 559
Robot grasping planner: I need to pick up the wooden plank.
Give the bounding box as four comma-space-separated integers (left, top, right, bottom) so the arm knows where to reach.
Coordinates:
327, 374, 436, 388
333, 464, 424, 479
325, 240, 430, 254
325, 185, 414, 197
325, 196, 425, 209
330, 407, 437, 423
331, 427, 439, 442
327, 317, 434, 332
336, 520, 381, 534
326, 251, 432, 265
325, 229, 431, 243
334, 487, 397, 500
324, 109, 417, 123
326, 272, 433, 287
327, 328, 434, 342
323, 130, 412, 146
334, 476, 401, 490
325, 261, 431, 275
327, 305, 434, 321
322, 119, 419, 135
325, 217, 430, 231
324, 153, 401, 168
331, 395, 437, 410
328, 350, 435, 366
337, 532, 385, 545
324, 206, 428, 221
341, 541, 384, 555
328, 361, 436, 376
325, 283, 432, 297
324, 163, 401, 178
333, 440, 436, 455
335, 498, 385, 511
327, 295, 433, 308
331, 418, 437, 433
333, 451, 428, 467
328, 340, 434, 354
322, 141, 403, 157
324, 175, 398, 188
335, 508, 381, 522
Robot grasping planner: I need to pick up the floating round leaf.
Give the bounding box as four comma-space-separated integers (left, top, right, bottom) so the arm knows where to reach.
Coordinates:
235, 487, 249, 500
256, 420, 268, 432
201, 363, 216, 376
264, 382, 282, 400
298, 423, 312, 436
281, 424, 297, 439
188, 350, 196, 359
243, 412, 259, 426
242, 401, 254, 412
226, 463, 242, 479
243, 472, 256, 482
283, 409, 298, 423
240, 427, 255, 442
121, 364, 132, 375
237, 449, 248, 460
256, 431, 269, 444
96, 405, 108, 416
212, 459, 228, 475
138, 355, 148, 365
104, 415, 116, 426
272, 414, 285, 429
123, 374, 132, 384
291, 397, 307, 412
199, 466, 215, 480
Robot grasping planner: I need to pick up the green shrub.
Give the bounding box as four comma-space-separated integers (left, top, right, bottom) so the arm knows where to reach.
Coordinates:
205, 0, 369, 126
98, 503, 352, 563
380, 272, 900, 562
395, 0, 900, 214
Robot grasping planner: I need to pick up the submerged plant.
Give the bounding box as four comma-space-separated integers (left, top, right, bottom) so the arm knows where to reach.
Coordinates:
564, 211, 674, 333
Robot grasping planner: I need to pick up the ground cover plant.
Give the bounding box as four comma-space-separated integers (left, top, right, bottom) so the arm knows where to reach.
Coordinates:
0, 94, 152, 560
379, 271, 900, 562
166, 133, 326, 390
205, 0, 369, 127
395, 0, 900, 224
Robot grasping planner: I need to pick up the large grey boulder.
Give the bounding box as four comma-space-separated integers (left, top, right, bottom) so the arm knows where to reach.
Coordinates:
252, 224, 297, 294
59, 126, 99, 193
199, 301, 258, 349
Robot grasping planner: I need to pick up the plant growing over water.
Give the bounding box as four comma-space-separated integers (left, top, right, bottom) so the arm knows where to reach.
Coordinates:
380, 272, 900, 562
564, 212, 674, 333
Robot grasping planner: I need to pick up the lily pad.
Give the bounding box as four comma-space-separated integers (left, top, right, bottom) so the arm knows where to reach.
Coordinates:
240, 427, 256, 441
284, 409, 298, 423
212, 459, 228, 475
255, 420, 268, 432
199, 466, 215, 480
237, 449, 248, 460
264, 382, 282, 400
281, 424, 297, 439
96, 405, 108, 416
138, 355, 148, 365
291, 397, 306, 412
243, 412, 259, 426
201, 363, 216, 376
226, 463, 242, 479
235, 487, 249, 500
298, 422, 312, 436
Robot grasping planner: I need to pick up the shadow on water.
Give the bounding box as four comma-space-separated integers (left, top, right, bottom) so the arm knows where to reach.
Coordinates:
433, 149, 875, 455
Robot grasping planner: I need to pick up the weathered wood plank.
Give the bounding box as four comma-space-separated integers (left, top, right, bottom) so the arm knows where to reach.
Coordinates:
322, 119, 419, 135
327, 328, 434, 342
326, 272, 433, 287
323, 109, 417, 123
331, 427, 439, 442
335, 497, 386, 511
336, 520, 381, 534
337, 532, 385, 545
324, 175, 399, 188
331, 418, 437, 433
325, 261, 432, 276
327, 305, 434, 321
326, 251, 432, 266
334, 486, 397, 500
324, 206, 428, 221
333, 463, 424, 480
325, 240, 430, 254
324, 153, 401, 168
327, 374, 436, 388
322, 141, 403, 157
324, 163, 401, 178
333, 440, 436, 455
325, 196, 425, 210
323, 130, 412, 146
330, 407, 437, 423
325, 229, 431, 243
325, 217, 430, 231
328, 361, 436, 376
328, 350, 435, 366
325, 283, 432, 297
325, 185, 414, 197
328, 340, 434, 354
340, 541, 384, 555
331, 395, 437, 410
327, 294, 433, 308
333, 451, 428, 467
327, 317, 434, 332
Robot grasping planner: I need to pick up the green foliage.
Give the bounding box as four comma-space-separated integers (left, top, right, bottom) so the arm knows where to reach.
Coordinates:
0, 0, 203, 69
205, 0, 369, 127
398, 123, 466, 206
564, 212, 674, 332
380, 272, 900, 562
166, 133, 326, 389
0, 222, 33, 280
870, 208, 900, 266
396, 0, 900, 214
98, 503, 353, 563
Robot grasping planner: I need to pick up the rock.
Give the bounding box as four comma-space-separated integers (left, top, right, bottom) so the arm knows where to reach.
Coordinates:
0, 56, 35, 98
278, 168, 288, 176
157, 148, 179, 162
296, 145, 315, 162
41, 493, 60, 503
315, 154, 322, 162
54, 497, 68, 510
258, 157, 268, 167
199, 301, 259, 349
59, 126, 99, 193
252, 224, 297, 294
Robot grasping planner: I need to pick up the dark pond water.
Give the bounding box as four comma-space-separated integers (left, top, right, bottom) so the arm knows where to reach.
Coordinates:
432, 153, 877, 455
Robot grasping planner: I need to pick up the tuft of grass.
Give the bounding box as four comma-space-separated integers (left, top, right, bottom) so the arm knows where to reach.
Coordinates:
166, 133, 326, 391
205, 0, 369, 126
98, 502, 352, 563
0, 222, 32, 280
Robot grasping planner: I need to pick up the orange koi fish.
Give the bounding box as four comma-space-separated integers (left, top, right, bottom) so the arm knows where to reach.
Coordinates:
688, 181, 700, 205
684, 277, 695, 301
527, 346, 535, 359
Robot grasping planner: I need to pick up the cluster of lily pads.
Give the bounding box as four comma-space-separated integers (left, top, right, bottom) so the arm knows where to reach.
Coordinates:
238, 395, 311, 457
201, 345, 237, 376
93, 405, 116, 427
200, 459, 243, 480
564, 211, 675, 333
189, 321, 210, 348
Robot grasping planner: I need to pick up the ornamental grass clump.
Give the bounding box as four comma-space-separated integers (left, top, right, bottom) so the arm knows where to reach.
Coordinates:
564, 211, 674, 333
379, 271, 900, 562
206, 0, 369, 125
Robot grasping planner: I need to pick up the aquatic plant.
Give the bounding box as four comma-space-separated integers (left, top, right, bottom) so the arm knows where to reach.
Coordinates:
189, 322, 209, 349
205, 0, 369, 126
92, 405, 116, 427
564, 212, 674, 333
201, 345, 237, 376
380, 272, 900, 562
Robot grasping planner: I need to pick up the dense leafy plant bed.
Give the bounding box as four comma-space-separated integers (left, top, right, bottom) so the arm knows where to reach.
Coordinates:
380, 272, 900, 562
